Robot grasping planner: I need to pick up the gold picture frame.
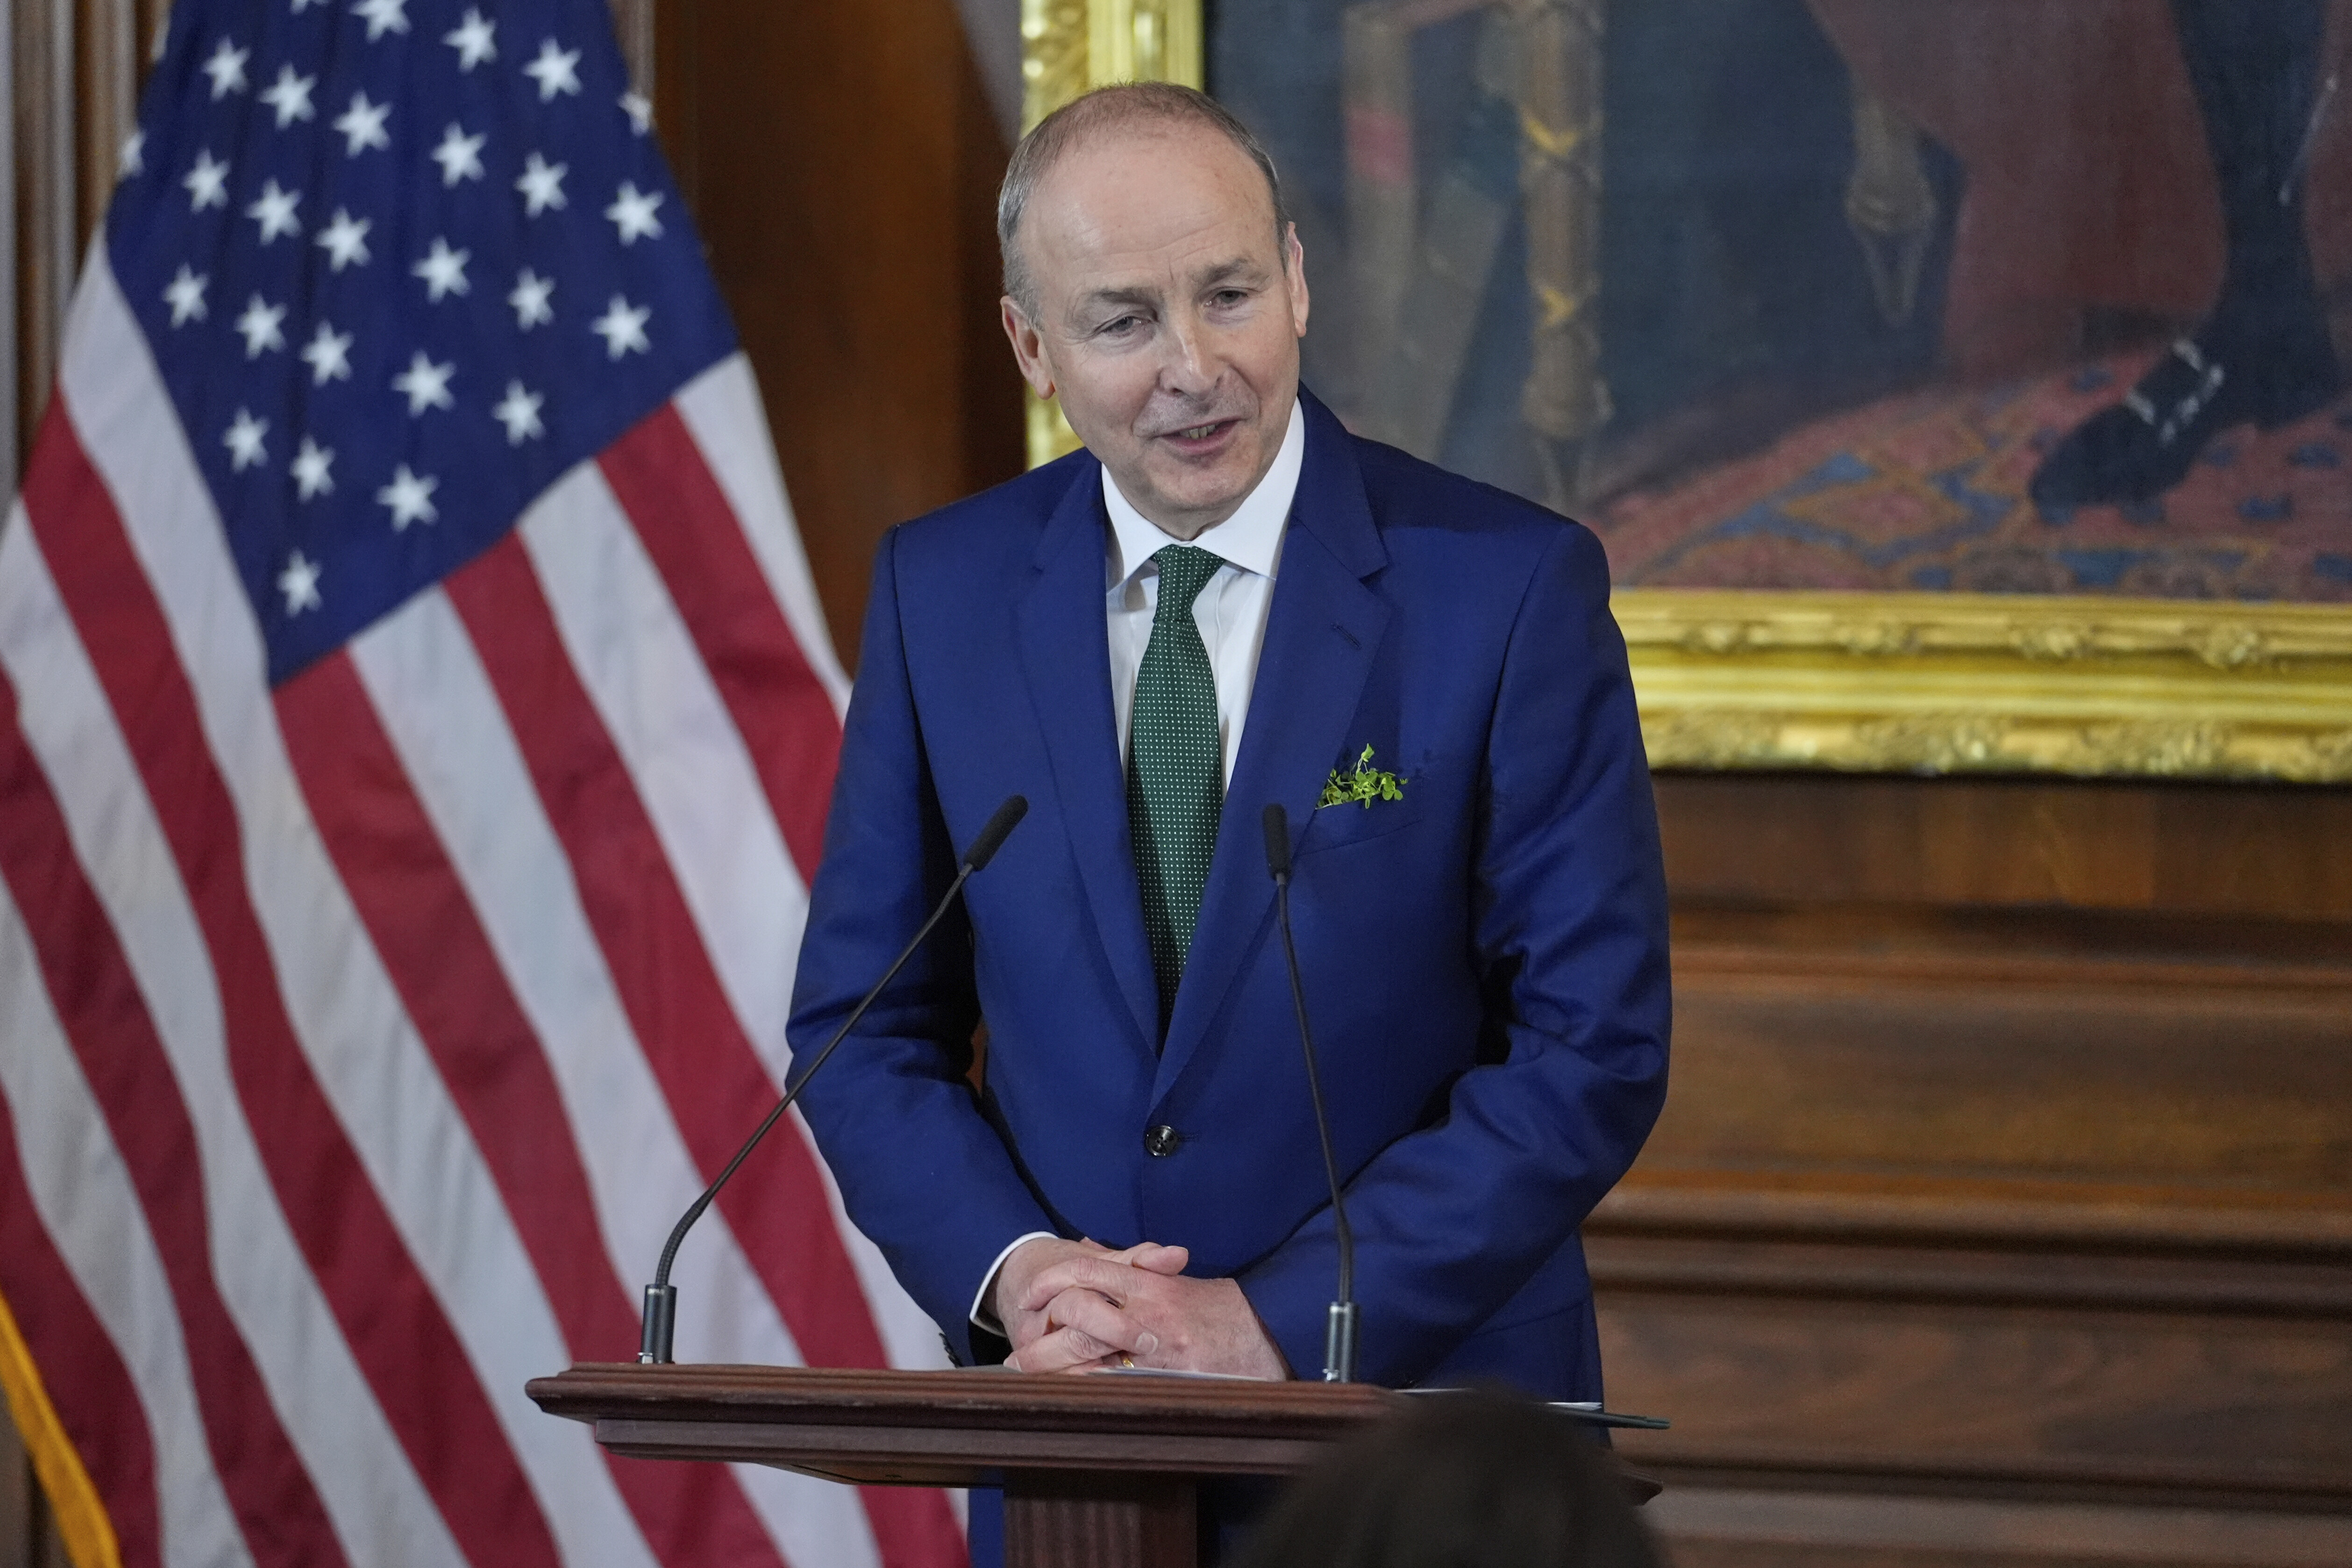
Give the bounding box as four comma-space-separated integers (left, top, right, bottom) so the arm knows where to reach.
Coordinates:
1022, 0, 2352, 781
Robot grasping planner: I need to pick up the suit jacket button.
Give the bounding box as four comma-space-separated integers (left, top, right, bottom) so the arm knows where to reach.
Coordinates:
1143, 1124, 1181, 1157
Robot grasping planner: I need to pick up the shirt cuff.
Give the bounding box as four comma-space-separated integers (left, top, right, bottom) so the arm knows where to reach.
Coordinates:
969, 1231, 1058, 1333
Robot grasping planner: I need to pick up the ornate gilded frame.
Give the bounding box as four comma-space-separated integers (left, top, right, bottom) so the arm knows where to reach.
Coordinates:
1023, 0, 2352, 780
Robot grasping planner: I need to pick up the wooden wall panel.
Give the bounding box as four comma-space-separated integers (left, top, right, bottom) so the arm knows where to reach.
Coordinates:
1647, 954, 2352, 1191
1655, 774, 2352, 921
12, 0, 81, 469
1653, 1489, 2352, 1568
1602, 772, 2352, 1568
4, 1, 144, 1552
1602, 1291, 2352, 1503
654, 0, 1023, 670
6, 0, 166, 479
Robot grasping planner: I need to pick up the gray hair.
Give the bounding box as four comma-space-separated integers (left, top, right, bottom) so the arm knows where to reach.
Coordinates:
998, 82, 1291, 321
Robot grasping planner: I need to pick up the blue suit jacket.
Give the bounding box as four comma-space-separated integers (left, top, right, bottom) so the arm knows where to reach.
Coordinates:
789, 392, 1670, 1398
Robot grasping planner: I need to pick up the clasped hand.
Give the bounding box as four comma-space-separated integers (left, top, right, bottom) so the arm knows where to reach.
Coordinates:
992, 1237, 1288, 1379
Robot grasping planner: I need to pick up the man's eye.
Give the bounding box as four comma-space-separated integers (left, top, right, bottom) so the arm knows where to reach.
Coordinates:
1098, 315, 1143, 336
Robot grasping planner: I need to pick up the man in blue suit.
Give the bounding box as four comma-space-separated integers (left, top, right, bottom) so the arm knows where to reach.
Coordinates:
791, 80, 1667, 1424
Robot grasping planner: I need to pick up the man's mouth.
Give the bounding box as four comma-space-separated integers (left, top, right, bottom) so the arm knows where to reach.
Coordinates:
1155, 417, 1241, 449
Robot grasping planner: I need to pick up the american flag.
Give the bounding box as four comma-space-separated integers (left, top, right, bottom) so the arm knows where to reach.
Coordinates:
0, 1, 967, 1566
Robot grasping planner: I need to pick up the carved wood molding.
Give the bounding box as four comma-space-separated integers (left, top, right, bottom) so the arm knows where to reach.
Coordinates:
1018, 0, 1205, 469
1648, 1487, 2352, 1568
1592, 1177, 2352, 1260
1020, 0, 1199, 134
1620, 590, 2352, 782
1589, 1232, 2352, 1318
1619, 590, 2352, 665
1612, 1446, 2352, 1514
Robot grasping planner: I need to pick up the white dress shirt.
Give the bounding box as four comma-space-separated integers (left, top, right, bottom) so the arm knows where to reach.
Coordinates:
968, 397, 1306, 1335
1104, 396, 1303, 782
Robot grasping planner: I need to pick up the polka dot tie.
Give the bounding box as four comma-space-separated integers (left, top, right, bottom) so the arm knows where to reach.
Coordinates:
1128, 544, 1226, 1026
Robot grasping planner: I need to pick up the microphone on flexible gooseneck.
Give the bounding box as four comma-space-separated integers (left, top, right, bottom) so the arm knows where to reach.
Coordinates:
1261, 803, 1358, 1383
638, 794, 1030, 1364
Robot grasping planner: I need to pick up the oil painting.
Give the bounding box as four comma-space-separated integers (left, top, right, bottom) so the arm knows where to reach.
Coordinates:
1030, 0, 2352, 777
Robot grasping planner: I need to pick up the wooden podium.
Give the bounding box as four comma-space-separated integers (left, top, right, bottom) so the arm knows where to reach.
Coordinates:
528, 1363, 1399, 1568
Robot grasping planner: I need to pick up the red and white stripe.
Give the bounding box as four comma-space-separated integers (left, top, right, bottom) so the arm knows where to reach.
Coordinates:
0, 248, 968, 1568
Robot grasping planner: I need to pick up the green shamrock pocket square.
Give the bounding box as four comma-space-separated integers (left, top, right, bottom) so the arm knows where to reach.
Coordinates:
1318, 745, 1406, 809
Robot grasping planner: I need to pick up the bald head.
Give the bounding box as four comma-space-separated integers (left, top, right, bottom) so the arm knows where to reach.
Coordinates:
993, 84, 1310, 538
999, 83, 1290, 321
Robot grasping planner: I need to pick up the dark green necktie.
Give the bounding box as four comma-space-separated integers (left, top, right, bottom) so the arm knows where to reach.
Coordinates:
1128, 544, 1226, 1019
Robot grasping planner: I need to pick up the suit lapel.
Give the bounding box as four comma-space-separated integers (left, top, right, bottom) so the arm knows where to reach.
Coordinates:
1015, 459, 1162, 1058
1156, 396, 1390, 1097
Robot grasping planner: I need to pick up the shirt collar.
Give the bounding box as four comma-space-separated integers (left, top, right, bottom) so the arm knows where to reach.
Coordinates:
1103, 396, 1303, 588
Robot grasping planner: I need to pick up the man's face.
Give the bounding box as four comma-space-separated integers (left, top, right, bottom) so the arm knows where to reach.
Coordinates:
1002, 122, 1310, 540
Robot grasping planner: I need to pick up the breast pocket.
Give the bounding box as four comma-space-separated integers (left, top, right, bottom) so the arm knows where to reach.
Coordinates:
1298, 796, 1424, 855
1295, 752, 1453, 857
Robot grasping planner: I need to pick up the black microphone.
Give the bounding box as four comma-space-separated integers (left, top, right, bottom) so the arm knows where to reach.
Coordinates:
638, 794, 1029, 1363
1262, 803, 1358, 1382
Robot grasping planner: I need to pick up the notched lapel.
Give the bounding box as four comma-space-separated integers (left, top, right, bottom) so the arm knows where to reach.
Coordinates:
1156, 397, 1390, 1096
1015, 463, 1161, 1059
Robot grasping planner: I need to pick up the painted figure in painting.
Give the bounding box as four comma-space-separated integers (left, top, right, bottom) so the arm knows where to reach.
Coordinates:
1214, 0, 2352, 602
2029, 0, 2339, 509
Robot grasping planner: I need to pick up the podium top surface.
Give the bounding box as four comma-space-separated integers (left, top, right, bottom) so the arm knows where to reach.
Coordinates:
526, 1363, 1402, 1484
531, 1362, 1395, 1436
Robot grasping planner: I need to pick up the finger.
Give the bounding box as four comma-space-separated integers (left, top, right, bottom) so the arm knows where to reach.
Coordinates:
1006, 1272, 1126, 1351
1003, 1305, 1061, 1355
1090, 1240, 1188, 1274
1010, 1326, 1095, 1372
1011, 1325, 1121, 1374
1018, 1255, 1137, 1313
993, 1236, 1076, 1320
1006, 1260, 1133, 1354
1016, 1279, 1121, 1334
1044, 1286, 1161, 1361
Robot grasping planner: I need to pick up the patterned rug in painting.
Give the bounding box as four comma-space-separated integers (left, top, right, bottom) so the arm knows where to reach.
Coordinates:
1597, 345, 2352, 603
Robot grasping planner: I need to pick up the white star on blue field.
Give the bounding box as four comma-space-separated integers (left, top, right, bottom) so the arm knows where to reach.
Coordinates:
111, 0, 734, 682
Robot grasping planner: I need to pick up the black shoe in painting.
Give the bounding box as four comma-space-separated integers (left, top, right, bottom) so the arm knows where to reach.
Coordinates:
2030, 324, 2341, 508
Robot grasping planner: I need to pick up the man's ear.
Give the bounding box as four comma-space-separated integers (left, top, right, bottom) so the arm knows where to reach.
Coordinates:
1001, 297, 1056, 399
1282, 223, 1310, 338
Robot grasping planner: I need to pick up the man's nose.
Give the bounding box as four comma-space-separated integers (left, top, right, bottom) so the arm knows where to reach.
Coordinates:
1157, 312, 1217, 394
